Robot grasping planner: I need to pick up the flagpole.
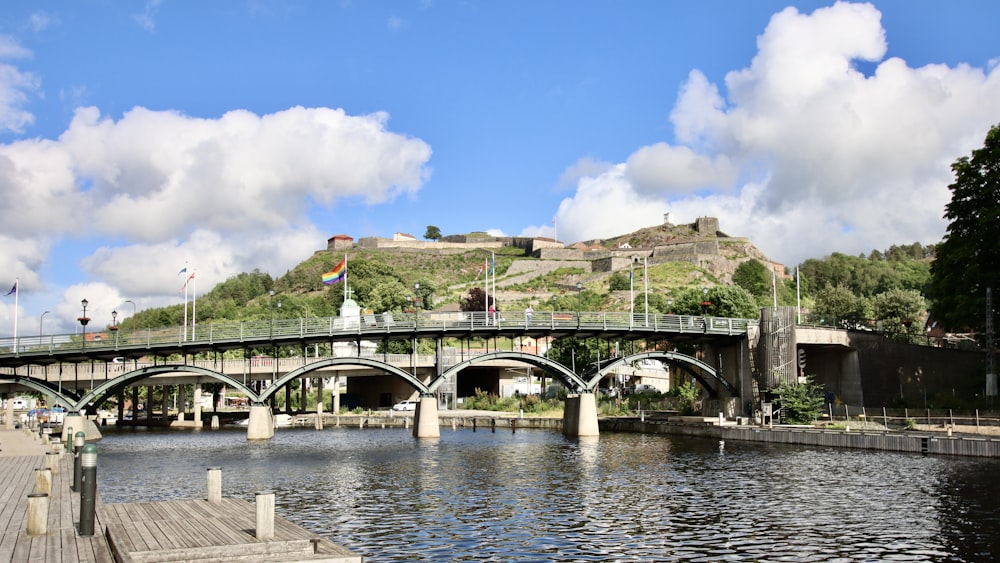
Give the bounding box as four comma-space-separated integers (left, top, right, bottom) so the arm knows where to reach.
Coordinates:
192, 271, 197, 339
343, 254, 348, 302
629, 260, 634, 327
12, 278, 17, 352
183, 279, 189, 341
644, 257, 649, 327
772, 269, 778, 309
796, 267, 801, 324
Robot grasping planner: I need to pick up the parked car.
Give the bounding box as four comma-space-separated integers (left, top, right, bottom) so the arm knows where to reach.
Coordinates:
392, 400, 418, 411
624, 384, 661, 395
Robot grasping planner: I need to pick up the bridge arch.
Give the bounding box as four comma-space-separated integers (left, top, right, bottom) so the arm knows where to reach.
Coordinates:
0, 375, 81, 408
433, 351, 588, 394
583, 351, 737, 398
76, 365, 260, 414
261, 357, 431, 403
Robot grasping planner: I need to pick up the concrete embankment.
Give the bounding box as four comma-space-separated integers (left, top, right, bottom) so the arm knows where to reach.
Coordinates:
600, 417, 1000, 458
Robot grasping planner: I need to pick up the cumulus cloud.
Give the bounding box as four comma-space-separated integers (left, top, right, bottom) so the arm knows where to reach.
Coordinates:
558, 2, 1000, 264
0, 101, 432, 318
555, 1, 1000, 265
0, 36, 38, 133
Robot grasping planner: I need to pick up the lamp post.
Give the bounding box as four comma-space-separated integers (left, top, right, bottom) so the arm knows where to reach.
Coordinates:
110, 310, 119, 348
125, 299, 136, 339
576, 281, 583, 326
667, 299, 673, 314
39, 310, 49, 341
700, 287, 711, 316
413, 282, 421, 327
78, 299, 90, 351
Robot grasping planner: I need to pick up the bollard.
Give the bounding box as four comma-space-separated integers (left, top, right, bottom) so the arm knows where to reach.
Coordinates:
207, 467, 222, 504
65, 427, 73, 452
78, 444, 98, 536
255, 491, 275, 540
74, 431, 85, 454
45, 451, 60, 476
42, 427, 52, 445
34, 468, 52, 496
26, 493, 49, 536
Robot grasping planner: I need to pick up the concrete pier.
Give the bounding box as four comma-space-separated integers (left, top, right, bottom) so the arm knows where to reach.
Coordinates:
413, 396, 440, 438
562, 393, 599, 437
246, 404, 275, 441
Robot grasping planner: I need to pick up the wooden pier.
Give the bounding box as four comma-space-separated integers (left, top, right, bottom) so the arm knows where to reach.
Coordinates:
0, 429, 363, 562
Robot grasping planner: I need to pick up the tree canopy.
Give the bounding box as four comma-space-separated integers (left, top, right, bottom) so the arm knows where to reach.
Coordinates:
930, 124, 1000, 333
424, 225, 442, 241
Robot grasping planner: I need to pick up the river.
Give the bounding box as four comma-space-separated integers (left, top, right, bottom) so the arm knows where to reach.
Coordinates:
94, 425, 1000, 562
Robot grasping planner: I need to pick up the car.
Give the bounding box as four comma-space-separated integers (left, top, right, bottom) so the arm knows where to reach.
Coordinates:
624, 384, 661, 395
392, 400, 418, 411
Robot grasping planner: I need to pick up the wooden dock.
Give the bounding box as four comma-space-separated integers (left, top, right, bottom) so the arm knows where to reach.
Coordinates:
1, 429, 363, 562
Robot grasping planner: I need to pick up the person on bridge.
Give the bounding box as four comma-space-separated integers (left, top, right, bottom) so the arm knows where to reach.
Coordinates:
488, 304, 496, 325
524, 305, 533, 324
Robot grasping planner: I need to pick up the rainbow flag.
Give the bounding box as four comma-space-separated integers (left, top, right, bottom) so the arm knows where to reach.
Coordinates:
322, 258, 347, 285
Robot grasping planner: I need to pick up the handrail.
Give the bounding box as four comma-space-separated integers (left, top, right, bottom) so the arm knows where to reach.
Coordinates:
0, 310, 753, 359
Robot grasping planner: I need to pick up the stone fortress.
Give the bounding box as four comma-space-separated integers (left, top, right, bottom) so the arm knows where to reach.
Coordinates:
327, 215, 785, 285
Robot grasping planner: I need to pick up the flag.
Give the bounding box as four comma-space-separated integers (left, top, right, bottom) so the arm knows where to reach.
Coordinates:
473, 260, 487, 281
181, 271, 196, 291
322, 258, 347, 285
5, 280, 15, 296
177, 266, 187, 276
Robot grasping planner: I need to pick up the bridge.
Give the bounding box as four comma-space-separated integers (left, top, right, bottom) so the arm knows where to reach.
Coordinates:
1, 309, 755, 440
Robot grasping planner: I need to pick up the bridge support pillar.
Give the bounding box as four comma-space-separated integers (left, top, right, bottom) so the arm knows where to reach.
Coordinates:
246, 405, 274, 441
413, 396, 439, 439
563, 393, 599, 437
193, 384, 203, 427
4, 399, 12, 430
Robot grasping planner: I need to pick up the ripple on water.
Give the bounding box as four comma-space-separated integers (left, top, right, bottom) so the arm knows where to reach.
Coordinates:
94, 427, 997, 562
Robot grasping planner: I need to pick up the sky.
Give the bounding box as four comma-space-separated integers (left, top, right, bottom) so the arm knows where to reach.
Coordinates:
1, 0, 999, 336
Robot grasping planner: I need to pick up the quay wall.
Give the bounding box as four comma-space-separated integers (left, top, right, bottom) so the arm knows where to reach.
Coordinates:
599, 418, 1000, 458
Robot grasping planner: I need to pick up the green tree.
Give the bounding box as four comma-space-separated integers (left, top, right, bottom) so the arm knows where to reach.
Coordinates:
424, 225, 442, 241
931, 124, 1000, 333
668, 285, 759, 319
872, 288, 926, 336
607, 272, 630, 291
733, 259, 771, 300
812, 285, 871, 329
772, 376, 825, 424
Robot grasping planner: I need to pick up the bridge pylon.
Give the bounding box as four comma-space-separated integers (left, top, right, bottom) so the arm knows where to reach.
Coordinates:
413, 396, 440, 439
563, 393, 599, 437
246, 404, 275, 441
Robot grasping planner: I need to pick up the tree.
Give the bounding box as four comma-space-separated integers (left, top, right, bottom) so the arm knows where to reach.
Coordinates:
772, 376, 825, 424
812, 285, 871, 329
733, 259, 771, 300
424, 225, 442, 241
607, 271, 630, 291
931, 124, 1000, 333
460, 287, 492, 312
667, 285, 759, 319
872, 288, 926, 336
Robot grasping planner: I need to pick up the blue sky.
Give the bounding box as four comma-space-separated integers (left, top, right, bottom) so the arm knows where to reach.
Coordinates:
1, 0, 999, 335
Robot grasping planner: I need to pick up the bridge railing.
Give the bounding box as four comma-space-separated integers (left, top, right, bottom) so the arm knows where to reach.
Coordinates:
0, 310, 752, 358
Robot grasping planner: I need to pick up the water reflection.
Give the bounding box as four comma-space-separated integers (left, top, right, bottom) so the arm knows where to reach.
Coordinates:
95, 426, 999, 562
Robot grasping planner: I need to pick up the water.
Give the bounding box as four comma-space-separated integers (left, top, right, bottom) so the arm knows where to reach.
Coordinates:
94, 426, 1000, 562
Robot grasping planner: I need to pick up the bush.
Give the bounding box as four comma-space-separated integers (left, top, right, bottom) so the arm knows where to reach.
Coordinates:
772, 376, 825, 424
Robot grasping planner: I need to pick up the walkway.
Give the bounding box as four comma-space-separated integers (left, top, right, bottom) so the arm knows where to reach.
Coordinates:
0, 429, 113, 562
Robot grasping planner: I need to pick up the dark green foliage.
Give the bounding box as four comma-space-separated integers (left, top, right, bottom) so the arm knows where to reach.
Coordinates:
798, 246, 932, 299
811, 285, 872, 329
460, 287, 492, 312
545, 337, 617, 375
772, 376, 825, 424
668, 381, 700, 415
424, 225, 442, 240
930, 124, 1000, 332
871, 288, 926, 335
608, 271, 630, 291
667, 285, 759, 319
733, 259, 771, 299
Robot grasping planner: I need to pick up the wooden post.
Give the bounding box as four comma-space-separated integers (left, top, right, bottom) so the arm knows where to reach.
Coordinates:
45, 451, 59, 475
255, 491, 275, 540
34, 468, 52, 496
207, 467, 222, 504
26, 493, 48, 536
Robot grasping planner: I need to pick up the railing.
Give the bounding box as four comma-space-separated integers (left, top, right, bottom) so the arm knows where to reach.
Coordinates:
0, 310, 753, 358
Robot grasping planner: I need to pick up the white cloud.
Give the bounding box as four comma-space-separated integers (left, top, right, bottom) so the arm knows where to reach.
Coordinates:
0, 36, 38, 133
556, 2, 1000, 265
0, 102, 433, 321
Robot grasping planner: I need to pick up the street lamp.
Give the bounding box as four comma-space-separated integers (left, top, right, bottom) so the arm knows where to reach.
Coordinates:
110, 310, 119, 348
667, 299, 673, 314
414, 282, 421, 326
39, 310, 49, 340
124, 299, 137, 337
576, 281, 583, 325
701, 287, 711, 316
78, 299, 90, 351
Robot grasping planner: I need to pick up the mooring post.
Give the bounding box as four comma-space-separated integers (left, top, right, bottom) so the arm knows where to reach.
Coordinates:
207, 467, 222, 504
45, 451, 59, 476
26, 493, 49, 536
71, 431, 85, 492
34, 468, 52, 496
255, 491, 275, 540
78, 444, 98, 536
